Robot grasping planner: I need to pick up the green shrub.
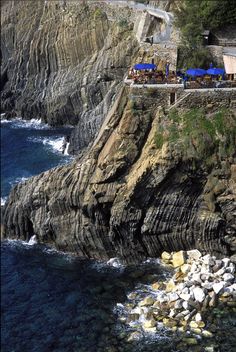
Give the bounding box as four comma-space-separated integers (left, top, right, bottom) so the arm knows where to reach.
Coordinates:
159, 107, 236, 162
155, 132, 164, 149
177, 46, 215, 70
93, 8, 105, 19
118, 18, 128, 28
214, 110, 225, 135
169, 109, 180, 123
130, 101, 138, 111
135, 0, 148, 4
174, 0, 236, 69
169, 124, 180, 143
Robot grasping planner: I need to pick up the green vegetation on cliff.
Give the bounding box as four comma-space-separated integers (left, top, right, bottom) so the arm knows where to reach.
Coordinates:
175, 0, 236, 68
155, 108, 236, 169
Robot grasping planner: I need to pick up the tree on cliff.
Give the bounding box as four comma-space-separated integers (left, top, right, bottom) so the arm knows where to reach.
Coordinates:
174, 0, 236, 68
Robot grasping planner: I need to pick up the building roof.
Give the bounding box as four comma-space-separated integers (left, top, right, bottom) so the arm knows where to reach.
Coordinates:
223, 48, 236, 57
201, 30, 210, 36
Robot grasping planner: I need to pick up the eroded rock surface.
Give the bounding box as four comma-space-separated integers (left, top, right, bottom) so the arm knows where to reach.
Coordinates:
1, 0, 138, 151
3, 88, 236, 263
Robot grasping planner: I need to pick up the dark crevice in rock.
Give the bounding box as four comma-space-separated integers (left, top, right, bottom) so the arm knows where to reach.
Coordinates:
0, 67, 8, 91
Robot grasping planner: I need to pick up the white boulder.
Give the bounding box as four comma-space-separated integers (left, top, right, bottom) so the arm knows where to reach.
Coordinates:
195, 313, 202, 322
193, 287, 205, 302
187, 250, 202, 261
215, 268, 225, 276
202, 254, 215, 266
213, 282, 225, 294
179, 293, 191, 301
223, 273, 234, 282
182, 301, 189, 310
169, 292, 179, 302
222, 258, 230, 267
226, 264, 235, 274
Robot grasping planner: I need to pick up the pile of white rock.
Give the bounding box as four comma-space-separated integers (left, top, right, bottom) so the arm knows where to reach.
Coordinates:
119, 250, 236, 344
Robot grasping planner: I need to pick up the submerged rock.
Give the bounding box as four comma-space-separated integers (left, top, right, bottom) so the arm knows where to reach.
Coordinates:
182, 337, 198, 345
139, 297, 155, 307
143, 318, 156, 329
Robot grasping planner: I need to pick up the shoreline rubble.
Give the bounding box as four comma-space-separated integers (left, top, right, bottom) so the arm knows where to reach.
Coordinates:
117, 249, 236, 346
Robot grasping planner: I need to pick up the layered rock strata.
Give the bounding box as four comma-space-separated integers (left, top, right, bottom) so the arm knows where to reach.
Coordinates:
1, 0, 139, 151
2, 87, 236, 263
1, 0, 181, 153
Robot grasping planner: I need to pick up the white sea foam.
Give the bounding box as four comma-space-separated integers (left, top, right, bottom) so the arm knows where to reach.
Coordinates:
63, 142, 70, 155
1, 197, 7, 206
28, 235, 38, 245
10, 177, 29, 187
90, 258, 125, 273
1, 117, 49, 130
43, 137, 64, 153
0, 118, 17, 124
28, 136, 71, 155
13, 118, 50, 130
107, 257, 123, 268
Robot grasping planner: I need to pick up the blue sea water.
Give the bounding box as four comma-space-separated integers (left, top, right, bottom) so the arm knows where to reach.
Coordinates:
0, 118, 174, 352
1, 118, 236, 352
1, 241, 178, 352
1, 118, 73, 204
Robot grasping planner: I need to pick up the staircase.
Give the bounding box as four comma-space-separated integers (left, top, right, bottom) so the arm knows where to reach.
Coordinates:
168, 92, 191, 111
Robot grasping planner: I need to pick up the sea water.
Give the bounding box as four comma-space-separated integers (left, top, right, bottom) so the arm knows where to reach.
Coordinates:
1, 118, 73, 205
1, 119, 236, 352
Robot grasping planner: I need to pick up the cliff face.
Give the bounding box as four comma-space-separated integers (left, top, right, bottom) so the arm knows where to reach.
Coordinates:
2, 1, 236, 263
3, 87, 236, 263
1, 0, 138, 151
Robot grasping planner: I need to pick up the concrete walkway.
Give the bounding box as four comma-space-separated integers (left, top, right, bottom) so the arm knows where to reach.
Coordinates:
125, 82, 183, 88
106, 0, 173, 23
106, 0, 173, 42
186, 87, 236, 92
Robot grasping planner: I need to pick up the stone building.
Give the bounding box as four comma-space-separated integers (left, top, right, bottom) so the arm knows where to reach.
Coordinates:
223, 48, 236, 80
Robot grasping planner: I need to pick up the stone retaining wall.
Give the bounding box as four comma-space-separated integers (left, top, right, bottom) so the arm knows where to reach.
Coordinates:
177, 89, 236, 110
129, 86, 184, 109
129, 86, 236, 111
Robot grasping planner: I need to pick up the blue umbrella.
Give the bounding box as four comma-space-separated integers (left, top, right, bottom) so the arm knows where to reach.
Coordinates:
186, 68, 206, 76
134, 63, 156, 70
206, 68, 225, 75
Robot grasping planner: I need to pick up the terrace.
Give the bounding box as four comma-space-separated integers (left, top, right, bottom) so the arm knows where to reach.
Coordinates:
125, 63, 236, 89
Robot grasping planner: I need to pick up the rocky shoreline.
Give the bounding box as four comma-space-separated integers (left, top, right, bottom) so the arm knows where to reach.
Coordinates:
117, 250, 236, 349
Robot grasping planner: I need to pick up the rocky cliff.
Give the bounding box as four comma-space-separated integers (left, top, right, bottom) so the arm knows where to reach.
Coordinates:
3, 87, 236, 263
1, 0, 138, 151
1, 0, 236, 263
